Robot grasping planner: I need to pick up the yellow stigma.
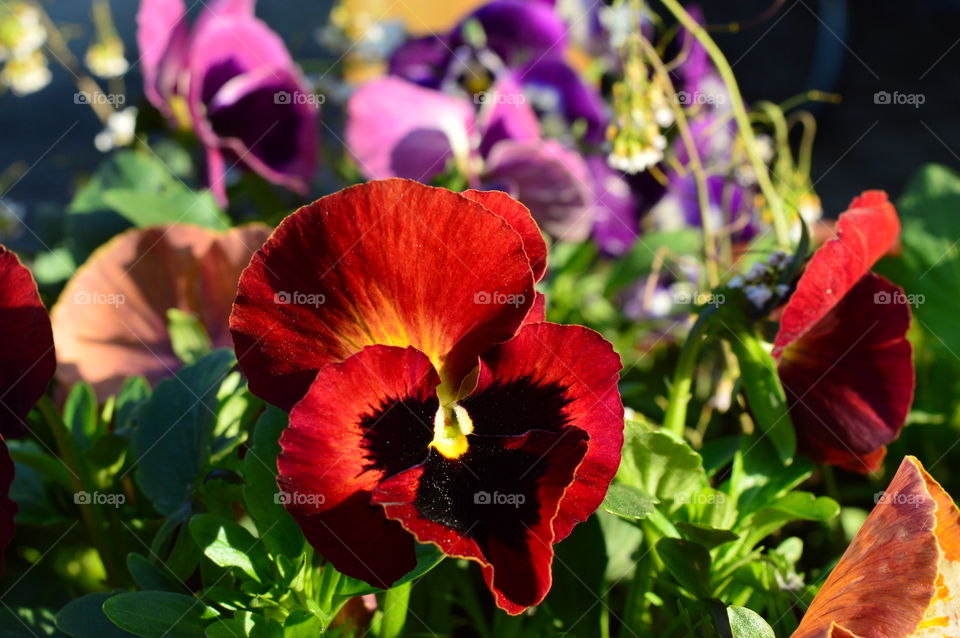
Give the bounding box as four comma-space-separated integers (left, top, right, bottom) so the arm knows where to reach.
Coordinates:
430, 403, 473, 459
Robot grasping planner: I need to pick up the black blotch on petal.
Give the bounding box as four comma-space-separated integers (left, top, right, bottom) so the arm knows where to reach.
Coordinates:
461, 375, 572, 437
412, 440, 547, 551
360, 395, 437, 478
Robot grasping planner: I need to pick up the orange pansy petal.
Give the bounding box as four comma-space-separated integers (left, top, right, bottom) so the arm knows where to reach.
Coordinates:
52, 224, 270, 399
792, 456, 960, 637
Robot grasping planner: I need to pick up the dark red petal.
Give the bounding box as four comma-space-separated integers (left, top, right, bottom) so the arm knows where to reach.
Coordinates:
774, 191, 900, 356
0, 247, 55, 438
524, 292, 547, 324
373, 428, 589, 613
792, 457, 943, 638
461, 189, 547, 282
462, 322, 623, 540
777, 274, 913, 474
0, 440, 16, 575
231, 179, 535, 410
278, 345, 440, 587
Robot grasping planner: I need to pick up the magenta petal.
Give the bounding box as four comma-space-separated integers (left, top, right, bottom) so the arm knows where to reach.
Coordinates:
136, 0, 188, 116
346, 77, 475, 181
483, 140, 593, 241
205, 67, 317, 194
477, 75, 541, 157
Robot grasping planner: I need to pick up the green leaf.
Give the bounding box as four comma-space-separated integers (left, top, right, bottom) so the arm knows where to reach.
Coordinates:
728, 435, 812, 519
133, 349, 236, 515
113, 376, 150, 432
242, 407, 304, 559
167, 309, 212, 366
601, 483, 658, 519
282, 612, 326, 638
205, 612, 283, 638
188, 514, 272, 583
727, 329, 795, 465
742, 492, 839, 546
876, 164, 960, 366
102, 188, 228, 231
727, 606, 775, 638
64, 383, 99, 452
56, 593, 137, 638
126, 553, 181, 593
102, 592, 218, 638
676, 522, 739, 550
617, 420, 707, 507
656, 538, 712, 598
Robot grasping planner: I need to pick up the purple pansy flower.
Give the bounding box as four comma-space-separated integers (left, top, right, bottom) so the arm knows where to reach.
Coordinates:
345, 74, 595, 240
137, 0, 317, 205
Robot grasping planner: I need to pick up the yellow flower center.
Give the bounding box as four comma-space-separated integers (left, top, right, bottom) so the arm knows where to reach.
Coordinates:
430, 403, 473, 459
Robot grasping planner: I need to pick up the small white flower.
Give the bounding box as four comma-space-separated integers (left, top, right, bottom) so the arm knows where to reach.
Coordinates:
85, 40, 128, 79
774, 283, 790, 297
1, 49, 51, 96
0, 3, 47, 61
746, 261, 768, 281
94, 107, 137, 152
768, 250, 788, 267
744, 284, 774, 308
727, 275, 744, 289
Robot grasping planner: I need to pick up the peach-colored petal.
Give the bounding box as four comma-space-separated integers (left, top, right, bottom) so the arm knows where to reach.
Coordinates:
52, 224, 270, 399
792, 456, 960, 638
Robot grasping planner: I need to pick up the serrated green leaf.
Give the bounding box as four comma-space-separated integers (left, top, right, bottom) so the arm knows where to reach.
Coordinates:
676, 522, 739, 550
617, 420, 707, 506
601, 483, 658, 519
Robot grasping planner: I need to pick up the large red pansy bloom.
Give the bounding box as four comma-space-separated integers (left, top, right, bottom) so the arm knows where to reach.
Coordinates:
0, 246, 57, 573
230, 179, 623, 613
792, 456, 960, 637
773, 192, 914, 473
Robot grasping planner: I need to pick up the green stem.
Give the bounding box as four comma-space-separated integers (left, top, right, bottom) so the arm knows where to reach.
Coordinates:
379, 581, 412, 638
658, 0, 791, 247
37, 396, 124, 585
638, 37, 720, 288
663, 308, 715, 437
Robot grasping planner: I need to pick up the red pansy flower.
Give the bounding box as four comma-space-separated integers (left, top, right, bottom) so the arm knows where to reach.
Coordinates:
0, 246, 57, 573
773, 191, 914, 473
791, 456, 960, 637
230, 179, 623, 613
